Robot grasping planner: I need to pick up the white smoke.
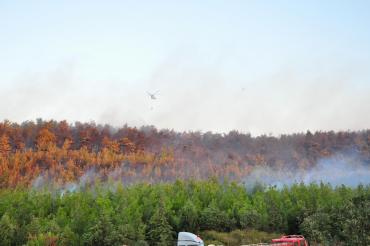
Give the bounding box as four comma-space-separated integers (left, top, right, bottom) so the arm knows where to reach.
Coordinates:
32, 168, 101, 197
243, 152, 370, 189
30, 151, 370, 195
59, 169, 100, 197
32, 174, 47, 190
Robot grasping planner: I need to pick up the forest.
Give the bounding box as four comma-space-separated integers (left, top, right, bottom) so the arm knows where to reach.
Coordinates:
0, 119, 369, 245
0, 119, 369, 187
0, 180, 369, 245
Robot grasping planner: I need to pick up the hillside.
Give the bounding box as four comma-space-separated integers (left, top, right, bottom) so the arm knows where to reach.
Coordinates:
0, 119, 369, 187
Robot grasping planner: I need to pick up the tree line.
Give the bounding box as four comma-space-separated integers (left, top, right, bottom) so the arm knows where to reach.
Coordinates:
0, 180, 368, 245
0, 119, 369, 187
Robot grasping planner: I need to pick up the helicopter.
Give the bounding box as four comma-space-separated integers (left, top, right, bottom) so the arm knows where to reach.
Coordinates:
147, 91, 159, 100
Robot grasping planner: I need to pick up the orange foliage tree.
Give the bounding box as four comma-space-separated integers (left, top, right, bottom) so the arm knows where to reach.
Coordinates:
0, 119, 368, 188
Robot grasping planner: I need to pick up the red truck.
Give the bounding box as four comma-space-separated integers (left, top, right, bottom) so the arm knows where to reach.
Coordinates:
244, 235, 309, 246
271, 235, 309, 246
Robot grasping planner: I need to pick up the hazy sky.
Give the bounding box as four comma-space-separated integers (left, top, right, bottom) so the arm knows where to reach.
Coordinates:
1, 1, 370, 135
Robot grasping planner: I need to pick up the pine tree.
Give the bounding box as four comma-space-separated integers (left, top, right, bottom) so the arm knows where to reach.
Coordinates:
36, 128, 56, 151
0, 134, 11, 156
82, 213, 121, 246
0, 213, 17, 245
147, 200, 174, 246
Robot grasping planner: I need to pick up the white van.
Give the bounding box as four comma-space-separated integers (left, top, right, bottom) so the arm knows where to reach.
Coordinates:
177, 232, 204, 246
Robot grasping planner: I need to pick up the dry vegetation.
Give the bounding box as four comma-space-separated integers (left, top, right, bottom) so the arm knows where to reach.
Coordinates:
0, 119, 369, 187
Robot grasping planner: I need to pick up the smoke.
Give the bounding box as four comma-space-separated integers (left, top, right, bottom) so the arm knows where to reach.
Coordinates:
32, 175, 47, 190
2, 54, 370, 136
2, 0, 370, 136
243, 152, 370, 189
30, 151, 370, 196
32, 168, 102, 197
302, 155, 370, 186
59, 169, 103, 197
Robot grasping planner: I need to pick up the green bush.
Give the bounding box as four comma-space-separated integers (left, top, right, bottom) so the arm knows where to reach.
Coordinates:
0, 180, 368, 245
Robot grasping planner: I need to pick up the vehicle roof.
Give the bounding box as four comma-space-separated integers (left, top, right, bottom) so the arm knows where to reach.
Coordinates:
272, 238, 304, 242
272, 235, 306, 242
178, 232, 203, 243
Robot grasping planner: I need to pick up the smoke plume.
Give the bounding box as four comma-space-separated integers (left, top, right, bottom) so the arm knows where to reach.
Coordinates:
243, 152, 370, 188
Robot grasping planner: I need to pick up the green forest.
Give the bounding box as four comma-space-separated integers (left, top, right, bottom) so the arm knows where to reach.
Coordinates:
0, 180, 369, 245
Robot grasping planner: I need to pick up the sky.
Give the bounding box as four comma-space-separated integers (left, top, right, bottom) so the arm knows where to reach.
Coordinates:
1, 1, 370, 135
